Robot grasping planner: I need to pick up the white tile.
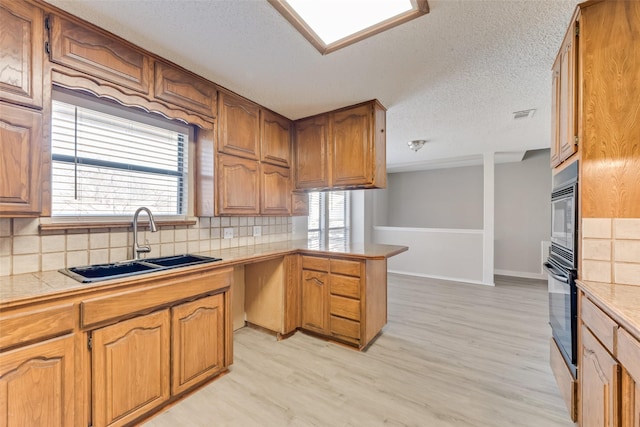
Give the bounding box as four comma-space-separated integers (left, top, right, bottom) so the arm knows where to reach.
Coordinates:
160, 243, 175, 256
199, 227, 210, 240
210, 217, 219, 228
110, 231, 128, 247
67, 234, 88, 251
210, 239, 221, 251
614, 263, 640, 286
221, 217, 230, 227
42, 252, 66, 271
239, 217, 248, 226
615, 240, 640, 263
0, 256, 11, 276
174, 242, 187, 254
90, 249, 110, 265
13, 218, 40, 236
0, 237, 11, 256
581, 260, 612, 283
582, 218, 612, 239
66, 250, 89, 268
42, 235, 66, 253
211, 228, 221, 240
13, 236, 40, 255
174, 228, 187, 242
0, 218, 11, 237
161, 229, 175, 243
90, 232, 110, 249
230, 217, 239, 226
582, 239, 612, 261
615, 218, 640, 240
200, 240, 211, 251
187, 241, 200, 253
110, 247, 128, 262
145, 230, 161, 244
13, 254, 40, 274
200, 217, 211, 228
187, 228, 199, 241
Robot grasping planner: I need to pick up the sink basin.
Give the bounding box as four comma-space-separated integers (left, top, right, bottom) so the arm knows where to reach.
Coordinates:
60, 254, 222, 283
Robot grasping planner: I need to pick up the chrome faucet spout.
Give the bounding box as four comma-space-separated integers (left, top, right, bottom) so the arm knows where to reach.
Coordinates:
133, 207, 158, 259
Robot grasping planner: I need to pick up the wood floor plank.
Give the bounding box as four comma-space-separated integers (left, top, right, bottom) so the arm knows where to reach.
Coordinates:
143, 274, 573, 427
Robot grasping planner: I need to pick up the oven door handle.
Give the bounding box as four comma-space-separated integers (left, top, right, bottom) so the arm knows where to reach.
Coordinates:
544, 262, 570, 284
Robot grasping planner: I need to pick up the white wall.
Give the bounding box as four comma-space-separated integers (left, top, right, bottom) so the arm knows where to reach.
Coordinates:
494, 149, 551, 278
385, 165, 484, 229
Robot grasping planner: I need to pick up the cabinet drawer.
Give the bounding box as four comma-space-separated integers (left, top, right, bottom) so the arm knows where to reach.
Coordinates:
330, 295, 360, 321
330, 315, 360, 341
330, 259, 361, 277
302, 256, 329, 272
81, 268, 232, 328
330, 275, 360, 299
618, 328, 640, 381
582, 296, 618, 354
0, 303, 74, 351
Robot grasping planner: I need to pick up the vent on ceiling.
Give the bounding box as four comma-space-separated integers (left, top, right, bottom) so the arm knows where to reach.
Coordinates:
513, 109, 536, 120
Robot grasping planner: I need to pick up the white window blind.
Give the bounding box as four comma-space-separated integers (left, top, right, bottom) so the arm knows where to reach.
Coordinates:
308, 191, 349, 242
51, 91, 189, 217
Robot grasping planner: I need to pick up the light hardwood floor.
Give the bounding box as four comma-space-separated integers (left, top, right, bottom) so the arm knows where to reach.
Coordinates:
144, 274, 573, 427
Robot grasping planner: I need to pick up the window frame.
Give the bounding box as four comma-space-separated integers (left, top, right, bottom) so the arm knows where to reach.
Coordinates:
308, 190, 350, 243
47, 87, 194, 226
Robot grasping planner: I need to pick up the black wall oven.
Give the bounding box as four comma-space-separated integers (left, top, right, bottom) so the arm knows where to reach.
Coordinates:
545, 162, 578, 378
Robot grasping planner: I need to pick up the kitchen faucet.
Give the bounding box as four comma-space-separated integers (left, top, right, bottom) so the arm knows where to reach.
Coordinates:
132, 207, 158, 259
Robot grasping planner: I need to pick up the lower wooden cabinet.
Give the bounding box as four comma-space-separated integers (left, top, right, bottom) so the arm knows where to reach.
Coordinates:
0, 334, 75, 427
300, 255, 387, 349
580, 324, 620, 427
618, 328, 640, 427
171, 294, 224, 395
92, 309, 171, 427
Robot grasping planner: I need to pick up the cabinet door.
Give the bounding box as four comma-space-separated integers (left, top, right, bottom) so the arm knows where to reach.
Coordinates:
216, 153, 260, 215
171, 294, 224, 395
332, 104, 373, 187
261, 109, 292, 167
554, 19, 578, 167
301, 270, 328, 334
294, 115, 329, 190
0, 334, 75, 427
550, 57, 561, 167
217, 91, 260, 160
261, 163, 291, 215
0, 1, 43, 109
0, 103, 43, 216
92, 310, 170, 427
618, 328, 640, 427
154, 61, 216, 118
580, 325, 620, 427
49, 15, 151, 94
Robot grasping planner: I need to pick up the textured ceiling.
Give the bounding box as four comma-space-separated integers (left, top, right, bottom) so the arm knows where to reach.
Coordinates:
44, 0, 578, 171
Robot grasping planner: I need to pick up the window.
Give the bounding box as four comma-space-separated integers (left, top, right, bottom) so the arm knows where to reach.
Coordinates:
269, 0, 429, 54
51, 89, 190, 218
308, 191, 350, 243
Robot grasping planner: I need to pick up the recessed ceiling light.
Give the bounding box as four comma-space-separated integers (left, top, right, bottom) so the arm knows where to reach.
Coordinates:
268, 0, 430, 54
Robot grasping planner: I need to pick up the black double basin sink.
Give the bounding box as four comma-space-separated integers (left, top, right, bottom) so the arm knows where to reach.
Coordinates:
60, 254, 223, 283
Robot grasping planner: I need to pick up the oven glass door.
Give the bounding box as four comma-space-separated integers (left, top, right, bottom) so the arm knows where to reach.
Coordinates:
546, 261, 576, 367
551, 195, 575, 252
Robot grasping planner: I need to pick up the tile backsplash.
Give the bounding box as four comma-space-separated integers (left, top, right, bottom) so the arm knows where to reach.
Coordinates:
582, 218, 640, 286
0, 216, 293, 276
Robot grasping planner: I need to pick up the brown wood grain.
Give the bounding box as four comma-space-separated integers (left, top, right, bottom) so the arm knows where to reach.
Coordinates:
582, 296, 618, 355
364, 259, 387, 345
291, 192, 309, 216
301, 256, 330, 272
581, 0, 640, 218
244, 258, 284, 332
329, 295, 360, 322
330, 258, 361, 277
294, 114, 330, 190
301, 269, 328, 333
283, 254, 301, 334
0, 1, 43, 109
217, 90, 260, 160
260, 163, 291, 215
215, 153, 260, 216
329, 275, 360, 299
154, 61, 217, 118
550, 338, 577, 422
261, 109, 292, 168
332, 103, 373, 187
0, 303, 74, 351
171, 294, 224, 395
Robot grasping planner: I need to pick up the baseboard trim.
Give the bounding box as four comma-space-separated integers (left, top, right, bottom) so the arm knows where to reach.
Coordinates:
387, 269, 494, 287
494, 269, 546, 280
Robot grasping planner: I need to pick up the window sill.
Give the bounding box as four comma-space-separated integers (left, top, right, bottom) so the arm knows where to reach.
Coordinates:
39, 218, 197, 232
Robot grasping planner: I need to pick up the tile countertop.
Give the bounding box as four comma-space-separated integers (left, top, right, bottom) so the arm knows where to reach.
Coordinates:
577, 280, 640, 341
0, 239, 408, 308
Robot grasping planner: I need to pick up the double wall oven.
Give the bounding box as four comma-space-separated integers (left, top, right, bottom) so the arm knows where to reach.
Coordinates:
544, 162, 578, 377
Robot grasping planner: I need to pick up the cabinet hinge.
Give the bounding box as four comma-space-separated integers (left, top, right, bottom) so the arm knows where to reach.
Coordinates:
574, 135, 579, 146
575, 23, 580, 37
87, 333, 92, 351
44, 41, 50, 55
44, 16, 50, 30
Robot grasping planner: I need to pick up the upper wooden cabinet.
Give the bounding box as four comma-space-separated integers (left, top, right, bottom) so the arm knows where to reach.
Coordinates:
48, 14, 152, 95
0, 103, 43, 216
216, 153, 260, 216
291, 192, 309, 216
154, 61, 216, 118
550, 17, 578, 168
217, 91, 260, 160
261, 163, 291, 215
0, 1, 43, 109
261, 109, 292, 167
294, 100, 387, 191
295, 114, 330, 190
